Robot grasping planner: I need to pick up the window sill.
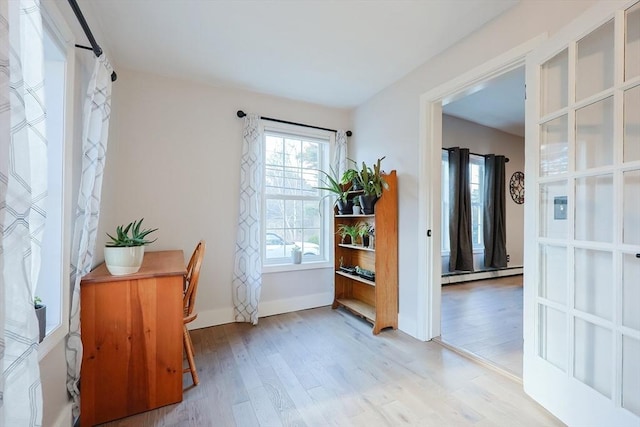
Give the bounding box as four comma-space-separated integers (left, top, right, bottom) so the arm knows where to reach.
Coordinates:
262, 261, 333, 274
38, 322, 68, 361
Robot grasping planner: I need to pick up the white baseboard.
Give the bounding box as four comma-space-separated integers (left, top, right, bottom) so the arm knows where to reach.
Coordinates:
398, 312, 418, 339
188, 292, 333, 330
442, 266, 523, 284
258, 292, 333, 318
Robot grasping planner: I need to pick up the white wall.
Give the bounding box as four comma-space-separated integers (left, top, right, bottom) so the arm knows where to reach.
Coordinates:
350, 0, 596, 337
100, 69, 350, 328
441, 114, 525, 271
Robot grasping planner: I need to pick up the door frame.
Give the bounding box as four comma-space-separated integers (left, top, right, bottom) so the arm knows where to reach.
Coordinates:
416, 34, 547, 341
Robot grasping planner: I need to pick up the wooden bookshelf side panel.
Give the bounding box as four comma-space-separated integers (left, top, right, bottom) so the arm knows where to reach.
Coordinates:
374, 171, 399, 333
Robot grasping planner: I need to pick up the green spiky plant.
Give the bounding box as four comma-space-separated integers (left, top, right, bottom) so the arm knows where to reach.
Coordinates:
106, 218, 158, 247
357, 157, 389, 197
316, 166, 349, 204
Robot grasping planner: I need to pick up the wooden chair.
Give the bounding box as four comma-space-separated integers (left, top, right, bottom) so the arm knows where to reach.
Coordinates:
183, 240, 205, 386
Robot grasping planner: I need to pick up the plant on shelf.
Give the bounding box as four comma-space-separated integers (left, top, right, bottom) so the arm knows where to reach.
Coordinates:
355, 266, 375, 282
104, 218, 158, 276
337, 223, 359, 245
340, 159, 361, 191
356, 221, 371, 247
352, 196, 362, 215
356, 157, 389, 214
316, 166, 352, 214
34, 296, 46, 343
367, 225, 375, 249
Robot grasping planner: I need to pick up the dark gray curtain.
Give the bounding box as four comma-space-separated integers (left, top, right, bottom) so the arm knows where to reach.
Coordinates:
484, 155, 507, 268
448, 148, 474, 271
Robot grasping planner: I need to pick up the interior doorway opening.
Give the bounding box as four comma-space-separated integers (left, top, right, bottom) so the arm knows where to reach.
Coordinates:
438, 65, 526, 378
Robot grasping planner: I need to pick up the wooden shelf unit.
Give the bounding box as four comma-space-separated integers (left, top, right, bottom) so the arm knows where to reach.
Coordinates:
332, 170, 398, 334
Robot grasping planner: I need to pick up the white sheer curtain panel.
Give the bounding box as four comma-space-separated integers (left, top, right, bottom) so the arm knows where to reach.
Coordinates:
66, 55, 113, 419
333, 129, 348, 177
0, 0, 46, 425
233, 114, 263, 325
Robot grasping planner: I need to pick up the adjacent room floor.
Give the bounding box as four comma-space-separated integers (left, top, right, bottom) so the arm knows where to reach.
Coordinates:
101, 303, 554, 426
440, 275, 523, 378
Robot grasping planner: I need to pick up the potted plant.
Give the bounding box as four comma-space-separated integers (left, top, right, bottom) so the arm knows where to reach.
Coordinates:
337, 224, 358, 245
104, 218, 158, 276
356, 221, 371, 247
291, 245, 302, 264
34, 296, 46, 343
356, 157, 389, 214
340, 159, 360, 191
352, 197, 361, 215
316, 166, 352, 214
367, 225, 375, 249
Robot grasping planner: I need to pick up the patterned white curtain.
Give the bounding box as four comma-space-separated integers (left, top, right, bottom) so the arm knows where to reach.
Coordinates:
233, 114, 262, 325
66, 55, 113, 419
0, 0, 46, 425
333, 129, 348, 177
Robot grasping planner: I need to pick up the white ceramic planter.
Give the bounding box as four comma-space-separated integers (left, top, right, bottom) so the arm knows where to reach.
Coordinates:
104, 246, 145, 275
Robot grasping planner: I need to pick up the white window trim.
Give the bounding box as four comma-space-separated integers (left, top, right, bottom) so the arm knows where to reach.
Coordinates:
38, 0, 75, 360
260, 121, 335, 274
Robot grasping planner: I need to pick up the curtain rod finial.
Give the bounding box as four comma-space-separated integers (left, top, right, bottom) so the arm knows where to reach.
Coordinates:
236, 110, 246, 118
346, 131, 352, 137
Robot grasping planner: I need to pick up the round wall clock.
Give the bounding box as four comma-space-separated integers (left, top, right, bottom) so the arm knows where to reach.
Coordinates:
509, 171, 525, 204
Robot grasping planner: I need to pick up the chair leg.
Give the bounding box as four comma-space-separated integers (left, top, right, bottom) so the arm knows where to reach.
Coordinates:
183, 325, 199, 386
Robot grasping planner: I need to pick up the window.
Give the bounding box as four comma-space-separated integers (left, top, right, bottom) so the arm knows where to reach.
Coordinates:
469, 155, 485, 249
35, 13, 73, 356
263, 124, 332, 267
441, 151, 485, 253
441, 150, 450, 253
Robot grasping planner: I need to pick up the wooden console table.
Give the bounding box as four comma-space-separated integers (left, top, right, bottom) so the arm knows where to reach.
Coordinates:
80, 250, 186, 426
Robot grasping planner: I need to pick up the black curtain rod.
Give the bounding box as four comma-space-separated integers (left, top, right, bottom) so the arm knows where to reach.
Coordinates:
443, 147, 509, 163
68, 0, 117, 82
236, 110, 352, 137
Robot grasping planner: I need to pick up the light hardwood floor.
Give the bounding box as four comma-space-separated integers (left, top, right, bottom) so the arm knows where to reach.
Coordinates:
100, 305, 558, 427
441, 276, 523, 377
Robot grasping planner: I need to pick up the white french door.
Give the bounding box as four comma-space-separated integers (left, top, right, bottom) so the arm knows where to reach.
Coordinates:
524, 1, 640, 425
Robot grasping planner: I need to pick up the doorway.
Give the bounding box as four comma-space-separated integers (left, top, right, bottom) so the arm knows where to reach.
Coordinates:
439, 66, 526, 377
415, 34, 544, 345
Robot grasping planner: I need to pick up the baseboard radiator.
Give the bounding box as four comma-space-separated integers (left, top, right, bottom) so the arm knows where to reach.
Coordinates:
442, 266, 523, 284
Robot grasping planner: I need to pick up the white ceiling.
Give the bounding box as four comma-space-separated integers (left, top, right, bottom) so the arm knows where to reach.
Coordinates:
443, 66, 525, 137
79, 0, 519, 109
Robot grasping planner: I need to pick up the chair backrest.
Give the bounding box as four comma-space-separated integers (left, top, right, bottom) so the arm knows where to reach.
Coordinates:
184, 240, 206, 318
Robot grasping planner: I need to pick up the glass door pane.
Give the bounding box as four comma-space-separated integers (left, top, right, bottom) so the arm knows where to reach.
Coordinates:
540, 115, 568, 176
539, 245, 567, 304
574, 248, 613, 320
541, 49, 569, 115
576, 20, 615, 101
574, 318, 613, 398
623, 170, 640, 245
538, 305, 567, 371
623, 253, 640, 330
539, 181, 569, 239
624, 85, 640, 162
575, 175, 613, 242
626, 3, 640, 81
622, 336, 640, 416
576, 97, 614, 170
